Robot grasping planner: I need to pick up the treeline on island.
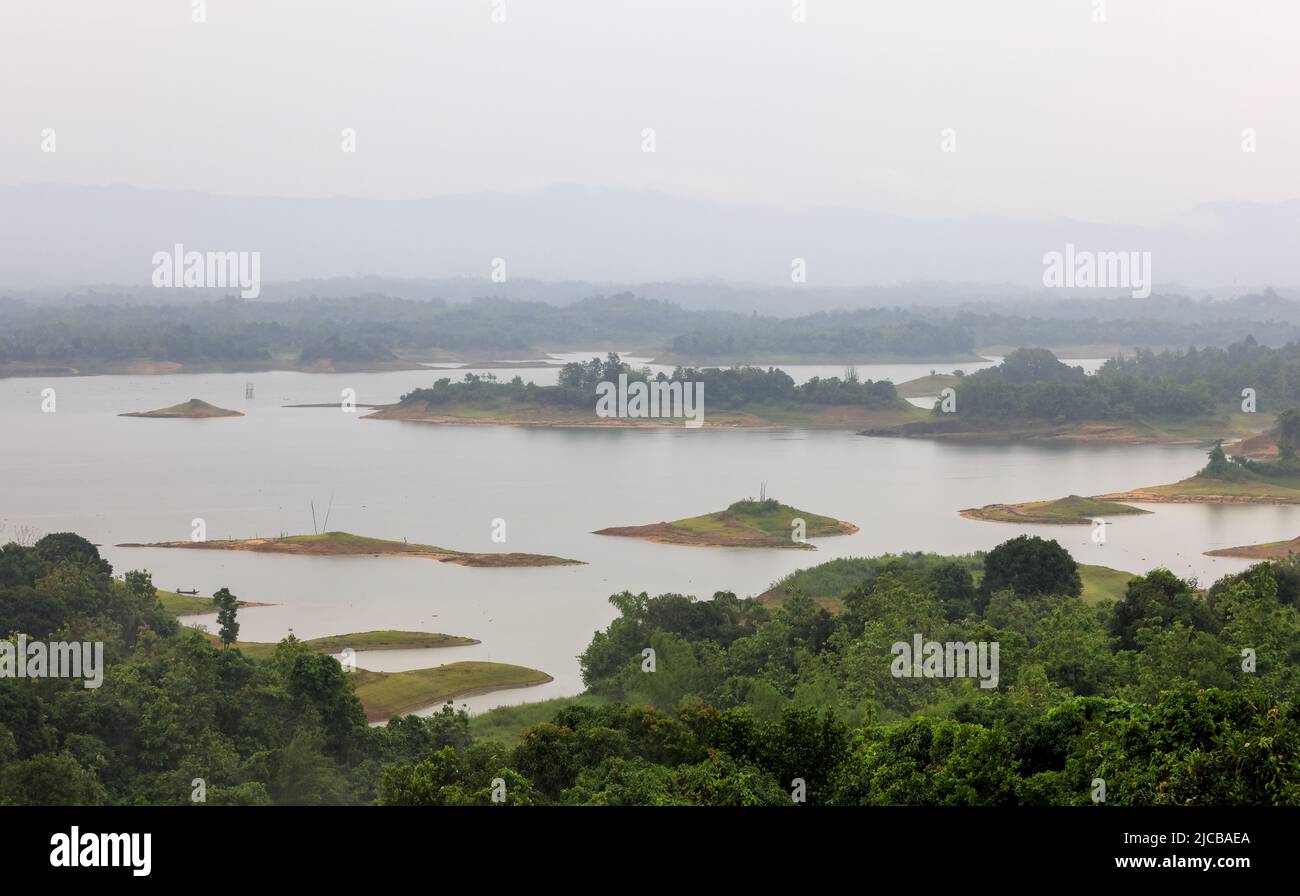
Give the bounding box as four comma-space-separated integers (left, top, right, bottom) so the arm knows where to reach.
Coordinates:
3, 531, 1297, 805
937, 337, 1300, 423
397, 352, 904, 411
8, 289, 1300, 369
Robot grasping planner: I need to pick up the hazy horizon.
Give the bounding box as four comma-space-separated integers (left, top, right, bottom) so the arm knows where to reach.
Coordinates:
4, 0, 1299, 226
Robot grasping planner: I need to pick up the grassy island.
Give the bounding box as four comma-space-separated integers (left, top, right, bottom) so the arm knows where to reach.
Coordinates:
594, 498, 857, 549
118, 531, 582, 567
352, 663, 553, 722
119, 398, 243, 418
961, 494, 1150, 525
196, 630, 479, 660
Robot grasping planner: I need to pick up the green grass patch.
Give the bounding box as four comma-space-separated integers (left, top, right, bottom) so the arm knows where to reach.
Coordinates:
352, 662, 553, 721
468, 694, 611, 746
199, 630, 477, 660
156, 589, 216, 616
679, 499, 847, 540
894, 373, 961, 399
1079, 564, 1137, 605
278, 531, 457, 553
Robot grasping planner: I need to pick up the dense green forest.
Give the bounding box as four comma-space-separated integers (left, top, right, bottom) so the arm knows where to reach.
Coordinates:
938, 338, 1300, 422
397, 352, 904, 411
7, 289, 1300, 368
3, 531, 1297, 805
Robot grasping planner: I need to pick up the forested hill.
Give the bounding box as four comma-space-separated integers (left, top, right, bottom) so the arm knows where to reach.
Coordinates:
933, 340, 1300, 423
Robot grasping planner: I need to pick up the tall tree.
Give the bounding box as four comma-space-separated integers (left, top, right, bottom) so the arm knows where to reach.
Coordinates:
213, 587, 240, 647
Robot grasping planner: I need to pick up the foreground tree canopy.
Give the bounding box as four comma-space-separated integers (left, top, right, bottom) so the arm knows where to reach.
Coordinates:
1, 532, 1298, 805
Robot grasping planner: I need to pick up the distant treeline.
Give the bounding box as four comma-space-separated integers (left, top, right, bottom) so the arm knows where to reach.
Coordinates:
0, 294, 716, 365
931, 291, 1300, 349
6, 289, 1300, 367
399, 353, 904, 410
942, 338, 1300, 422
668, 313, 971, 360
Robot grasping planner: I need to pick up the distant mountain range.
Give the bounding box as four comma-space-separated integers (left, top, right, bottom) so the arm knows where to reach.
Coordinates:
3, 183, 1299, 303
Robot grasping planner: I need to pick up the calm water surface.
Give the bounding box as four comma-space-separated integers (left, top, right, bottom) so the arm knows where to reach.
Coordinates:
1, 357, 1283, 715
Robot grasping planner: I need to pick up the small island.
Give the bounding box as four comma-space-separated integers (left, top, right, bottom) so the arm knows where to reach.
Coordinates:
118, 531, 582, 568
593, 498, 857, 549
961, 494, 1150, 525
1205, 538, 1300, 560
120, 398, 243, 418
352, 662, 554, 722
364, 355, 929, 430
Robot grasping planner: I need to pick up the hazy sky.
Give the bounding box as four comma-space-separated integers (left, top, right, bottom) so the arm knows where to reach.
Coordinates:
3, 0, 1298, 224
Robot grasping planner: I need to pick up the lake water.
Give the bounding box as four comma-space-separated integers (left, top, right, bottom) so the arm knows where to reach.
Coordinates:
2, 355, 1286, 716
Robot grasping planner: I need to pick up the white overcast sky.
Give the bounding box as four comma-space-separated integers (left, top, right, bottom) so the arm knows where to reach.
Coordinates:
2, 0, 1297, 224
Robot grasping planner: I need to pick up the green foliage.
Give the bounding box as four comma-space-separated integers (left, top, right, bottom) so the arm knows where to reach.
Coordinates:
6, 529, 1300, 806
936, 340, 1300, 423
212, 587, 239, 647
1110, 567, 1220, 650
1199, 440, 1242, 479
979, 535, 1082, 610
1277, 408, 1300, 459
401, 353, 907, 413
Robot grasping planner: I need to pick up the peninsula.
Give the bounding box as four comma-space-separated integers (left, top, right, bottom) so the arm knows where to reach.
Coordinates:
1205, 538, 1300, 560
